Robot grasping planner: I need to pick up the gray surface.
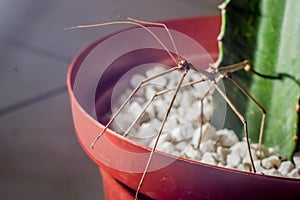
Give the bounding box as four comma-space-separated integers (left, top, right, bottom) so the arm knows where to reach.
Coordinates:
0, 0, 221, 199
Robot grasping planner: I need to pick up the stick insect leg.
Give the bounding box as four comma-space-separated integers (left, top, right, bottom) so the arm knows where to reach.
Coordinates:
226, 74, 266, 159
66, 19, 185, 149
127, 17, 179, 60
124, 77, 208, 137
214, 83, 257, 173
90, 66, 181, 149
135, 67, 190, 200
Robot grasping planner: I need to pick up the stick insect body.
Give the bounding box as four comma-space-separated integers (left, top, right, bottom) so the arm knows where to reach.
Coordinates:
66, 17, 266, 200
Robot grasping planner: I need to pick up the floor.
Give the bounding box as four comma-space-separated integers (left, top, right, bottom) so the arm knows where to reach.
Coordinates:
0, 0, 221, 199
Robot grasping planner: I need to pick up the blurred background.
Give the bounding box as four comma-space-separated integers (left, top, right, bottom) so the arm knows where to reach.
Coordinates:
0, 0, 221, 199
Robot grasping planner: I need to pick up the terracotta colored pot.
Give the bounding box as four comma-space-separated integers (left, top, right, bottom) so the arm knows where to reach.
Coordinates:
67, 16, 300, 199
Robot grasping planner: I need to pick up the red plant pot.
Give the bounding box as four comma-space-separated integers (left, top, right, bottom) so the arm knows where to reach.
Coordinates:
99, 168, 136, 199
67, 16, 300, 199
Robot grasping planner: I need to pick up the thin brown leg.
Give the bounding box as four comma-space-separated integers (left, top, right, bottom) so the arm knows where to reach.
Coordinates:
127, 17, 179, 60
226, 75, 266, 159
123, 77, 208, 137
214, 83, 256, 173
90, 66, 181, 149
135, 68, 189, 200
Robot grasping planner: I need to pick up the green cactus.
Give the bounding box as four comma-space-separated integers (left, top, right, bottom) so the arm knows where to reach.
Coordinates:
218, 0, 300, 159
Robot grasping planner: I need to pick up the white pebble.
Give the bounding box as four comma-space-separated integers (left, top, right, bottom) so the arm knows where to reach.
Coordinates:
145, 86, 156, 100
146, 66, 166, 78
153, 76, 167, 87
212, 152, 221, 162
242, 149, 258, 165
175, 141, 189, 152
225, 164, 236, 170
148, 134, 169, 150
163, 115, 178, 132
288, 168, 300, 178
156, 141, 175, 154
200, 139, 217, 153
262, 168, 281, 177
278, 161, 294, 176
153, 98, 168, 108
153, 99, 168, 121
183, 125, 195, 139
130, 74, 146, 88
253, 160, 264, 173
129, 101, 151, 124
227, 154, 241, 167
142, 98, 154, 111
136, 122, 156, 139
230, 142, 248, 158
261, 157, 273, 169
202, 123, 217, 141
170, 127, 182, 142
217, 129, 239, 147
181, 90, 196, 108
191, 99, 201, 111
293, 155, 300, 168
188, 101, 202, 123
191, 128, 201, 148
236, 163, 251, 172
163, 93, 180, 107
167, 77, 178, 88
201, 152, 218, 165
183, 146, 202, 161
129, 125, 153, 146
170, 125, 194, 142
151, 118, 164, 132
267, 155, 281, 168
192, 123, 217, 148
183, 107, 200, 124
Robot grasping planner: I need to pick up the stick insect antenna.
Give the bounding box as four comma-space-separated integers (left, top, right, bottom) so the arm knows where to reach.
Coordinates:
127, 17, 179, 61
65, 19, 178, 64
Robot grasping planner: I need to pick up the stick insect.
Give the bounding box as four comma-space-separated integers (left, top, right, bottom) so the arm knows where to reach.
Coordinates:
66, 17, 266, 200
